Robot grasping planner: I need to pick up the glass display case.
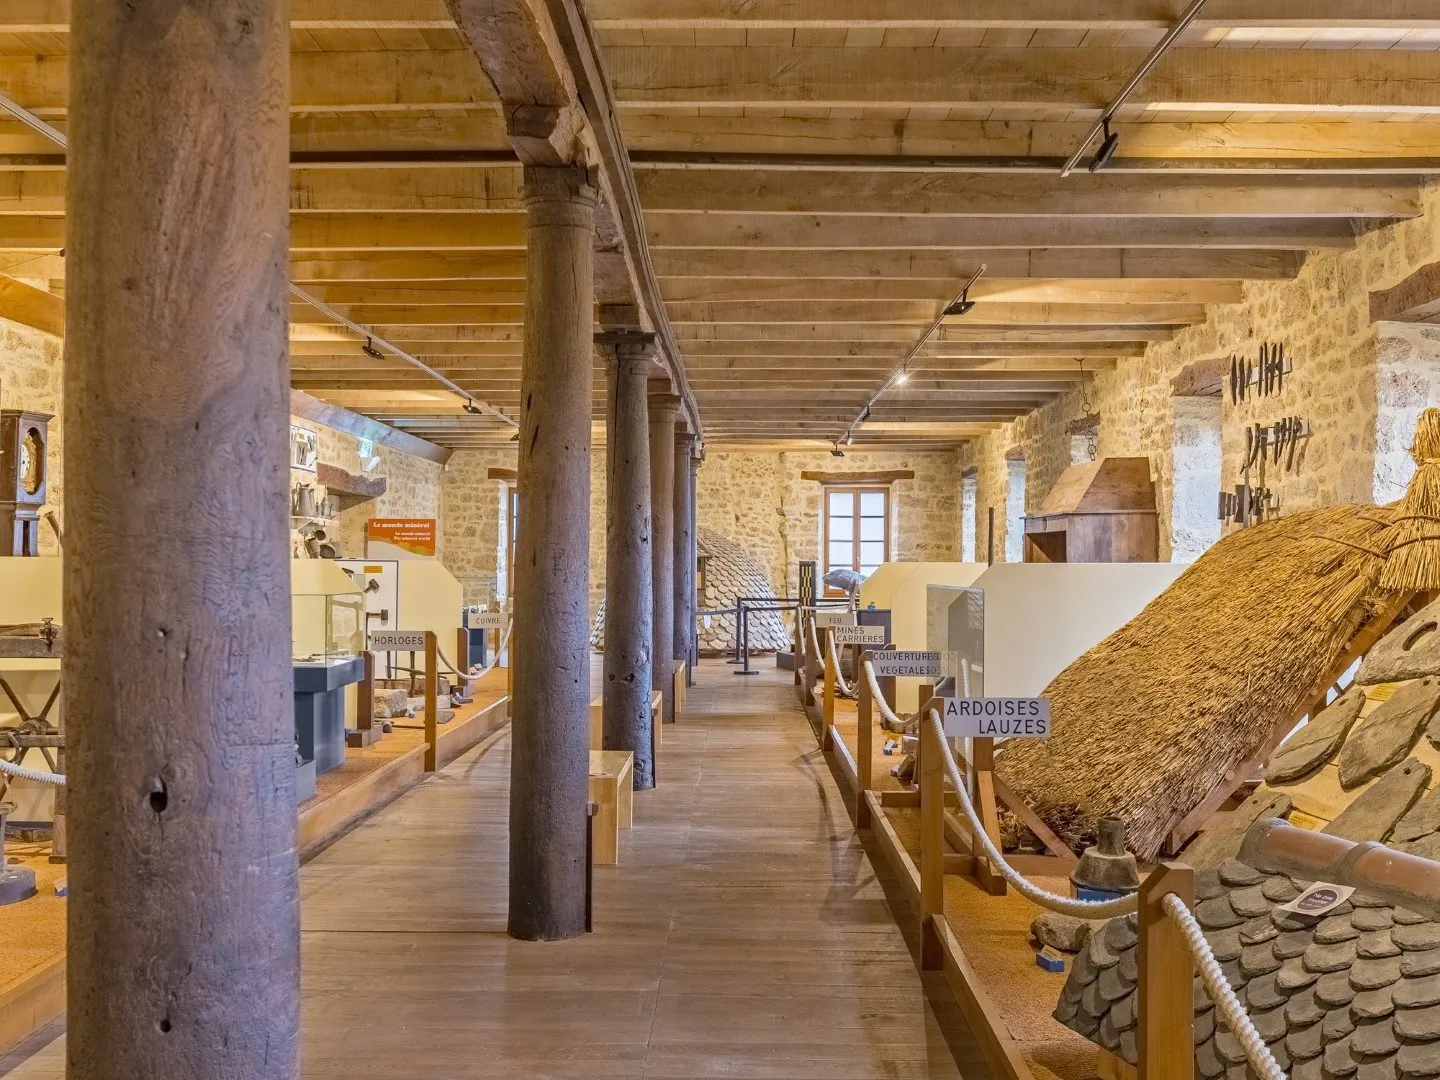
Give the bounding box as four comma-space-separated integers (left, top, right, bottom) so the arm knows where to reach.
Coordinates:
291, 560, 365, 663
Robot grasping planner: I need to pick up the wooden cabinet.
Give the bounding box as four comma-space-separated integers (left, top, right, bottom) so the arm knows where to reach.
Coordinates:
1023, 457, 1158, 564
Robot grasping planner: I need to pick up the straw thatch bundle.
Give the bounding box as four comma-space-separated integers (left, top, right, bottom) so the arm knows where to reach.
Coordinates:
994, 503, 1398, 861
1381, 409, 1440, 593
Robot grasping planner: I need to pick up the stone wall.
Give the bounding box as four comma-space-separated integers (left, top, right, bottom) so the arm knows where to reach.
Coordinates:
0, 318, 63, 555
440, 448, 517, 606
696, 449, 961, 600
959, 180, 1440, 562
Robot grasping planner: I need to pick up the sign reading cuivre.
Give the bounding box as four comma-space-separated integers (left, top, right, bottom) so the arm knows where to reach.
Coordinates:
370, 629, 428, 652
832, 625, 885, 646
940, 696, 1051, 739
871, 650, 943, 678
470, 612, 507, 629
813, 609, 855, 629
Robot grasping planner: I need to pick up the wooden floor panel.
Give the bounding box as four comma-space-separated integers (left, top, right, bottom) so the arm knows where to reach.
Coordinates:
0, 660, 988, 1080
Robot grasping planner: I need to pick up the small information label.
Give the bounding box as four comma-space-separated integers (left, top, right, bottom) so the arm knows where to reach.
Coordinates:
832, 625, 885, 646
1277, 882, 1356, 917
470, 612, 507, 629
940, 696, 1051, 739
871, 650, 943, 678
370, 630, 428, 652
813, 609, 855, 629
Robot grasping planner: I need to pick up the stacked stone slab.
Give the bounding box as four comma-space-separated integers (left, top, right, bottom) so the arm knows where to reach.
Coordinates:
592, 527, 788, 656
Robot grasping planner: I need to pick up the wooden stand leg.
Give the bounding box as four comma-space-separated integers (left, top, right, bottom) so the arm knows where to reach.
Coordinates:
973, 737, 1007, 896
424, 632, 438, 772
1138, 864, 1196, 1080
856, 652, 873, 829
821, 628, 835, 750
919, 713, 945, 971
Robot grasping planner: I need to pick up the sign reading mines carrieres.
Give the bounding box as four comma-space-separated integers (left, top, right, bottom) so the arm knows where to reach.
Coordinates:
832, 625, 885, 646
940, 697, 1051, 739
871, 651, 943, 678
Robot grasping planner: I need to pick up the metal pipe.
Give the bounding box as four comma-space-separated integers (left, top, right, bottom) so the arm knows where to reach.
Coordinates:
0, 85, 515, 426
1059, 0, 1211, 178
837, 264, 986, 448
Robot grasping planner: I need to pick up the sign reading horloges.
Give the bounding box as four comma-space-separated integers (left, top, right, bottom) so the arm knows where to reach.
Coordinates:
367, 517, 438, 558
831, 624, 885, 646
940, 696, 1051, 739
871, 650, 943, 678
813, 609, 855, 629
470, 612, 507, 629
370, 629, 428, 652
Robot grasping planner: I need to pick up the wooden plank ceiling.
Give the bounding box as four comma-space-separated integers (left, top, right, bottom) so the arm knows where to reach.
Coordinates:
2, 1, 1439, 451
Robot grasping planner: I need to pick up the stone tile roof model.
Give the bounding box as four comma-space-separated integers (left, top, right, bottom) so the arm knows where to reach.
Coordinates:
1054, 603, 1440, 1076
590, 527, 790, 656
1055, 853, 1440, 1079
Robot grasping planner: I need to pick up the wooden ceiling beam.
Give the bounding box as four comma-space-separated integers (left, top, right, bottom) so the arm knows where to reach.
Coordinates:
654, 277, 1244, 305
588, 0, 1440, 30
674, 323, 1173, 342
660, 301, 1204, 326
651, 249, 1320, 285
637, 171, 1417, 219
648, 216, 1349, 253
605, 47, 1440, 113
617, 117, 1440, 169
290, 252, 527, 280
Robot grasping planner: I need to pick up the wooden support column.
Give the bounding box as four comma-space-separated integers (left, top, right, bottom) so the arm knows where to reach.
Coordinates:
687, 452, 700, 685
1138, 864, 1196, 1080
856, 651, 874, 829
65, 0, 298, 1073
600, 331, 656, 790
673, 429, 696, 684
509, 164, 597, 942
648, 387, 680, 725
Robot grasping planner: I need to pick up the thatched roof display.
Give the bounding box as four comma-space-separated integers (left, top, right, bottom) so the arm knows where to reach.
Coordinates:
995, 503, 1404, 862
590, 526, 789, 655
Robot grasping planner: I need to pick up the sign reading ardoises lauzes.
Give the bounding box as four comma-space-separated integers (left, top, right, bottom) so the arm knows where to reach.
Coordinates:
832, 624, 885, 646
871, 650, 943, 678
940, 696, 1051, 739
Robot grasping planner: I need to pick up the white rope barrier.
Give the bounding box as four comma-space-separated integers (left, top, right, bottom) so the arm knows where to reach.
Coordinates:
862, 660, 915, 734
926, 710, 1136, 918
825, 630, 856, 698
805, 612, 824, 677
1163, 892, 1288, 1080
439, 620, 513, 684
0, 756, 64, 786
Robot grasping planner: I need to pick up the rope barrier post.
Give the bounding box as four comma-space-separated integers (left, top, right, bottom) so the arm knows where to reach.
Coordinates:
736, 604, 758, 676
973, 737, 1007, 896
1138, 863, 1196, 1080
424, 631, 439, 773
821, 627, 836, 750
919, 698, 946, 970
856, 652, 873, 829
731, 597, 745, 666
456, 626, 470, 675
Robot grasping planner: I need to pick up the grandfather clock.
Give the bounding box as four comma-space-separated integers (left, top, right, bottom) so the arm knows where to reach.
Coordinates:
0, 410, 50, 556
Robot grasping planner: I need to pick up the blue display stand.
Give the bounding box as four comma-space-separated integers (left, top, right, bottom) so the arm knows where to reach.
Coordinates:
293, 656, 366, 784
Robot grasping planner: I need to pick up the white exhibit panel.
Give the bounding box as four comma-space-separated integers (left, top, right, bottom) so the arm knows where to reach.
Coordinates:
336, 559, 399, 635
948, 563, 1185, 700
859, 562, 988, 710
393, 560, 464, 647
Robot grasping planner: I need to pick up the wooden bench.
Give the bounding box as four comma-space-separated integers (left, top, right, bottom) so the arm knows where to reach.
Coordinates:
588, 690, 662, 750
588, 749, 634, 866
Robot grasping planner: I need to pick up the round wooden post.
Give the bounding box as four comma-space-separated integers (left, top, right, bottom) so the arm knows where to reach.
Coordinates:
509, 165, 596, 941
648, 389, 680, 725
687, 452, 700, 684
672, 430, 696, 683
918, 708, 945, 971
1138, 864, 1196, 1080
856, 651, 874, 829
601, 333, 655, 789
65, 0, 298, 1073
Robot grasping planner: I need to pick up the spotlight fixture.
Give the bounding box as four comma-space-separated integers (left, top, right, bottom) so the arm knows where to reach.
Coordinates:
1089, 118, 1119, 173
894, 369, 910, 386
943, 295, 975, 318
362, 336, 384, 360
461, 399, 482, 415
830, 443, 846, 459
509, 429, 521, 442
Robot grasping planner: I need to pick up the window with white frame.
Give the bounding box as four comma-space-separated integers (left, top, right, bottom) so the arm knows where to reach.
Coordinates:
823, 486, 890, 584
